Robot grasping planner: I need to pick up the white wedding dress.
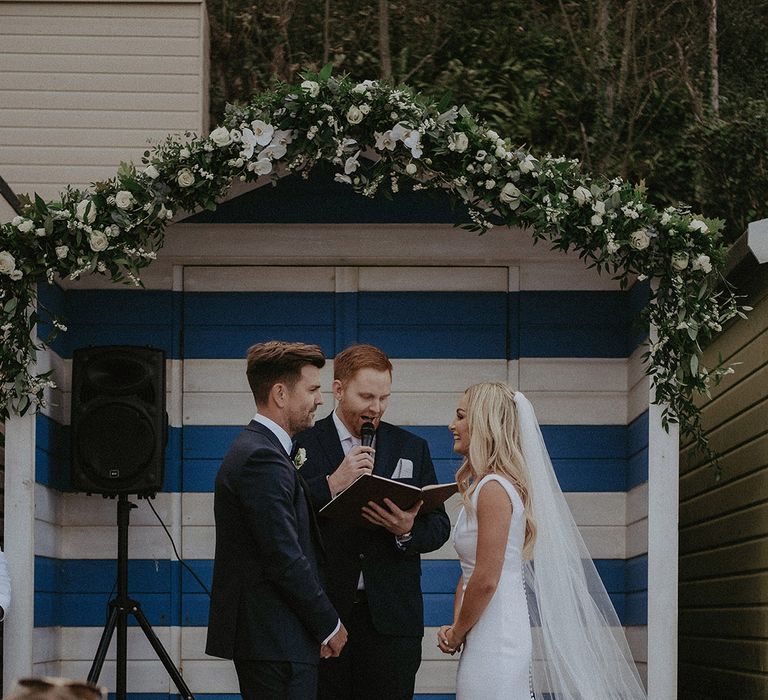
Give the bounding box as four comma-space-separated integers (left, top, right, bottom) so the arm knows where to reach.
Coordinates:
453, 474, 533, 700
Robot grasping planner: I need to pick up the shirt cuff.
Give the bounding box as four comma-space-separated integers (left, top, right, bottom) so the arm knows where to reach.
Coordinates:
322, 618, 341, 646
394, 532, 413, 550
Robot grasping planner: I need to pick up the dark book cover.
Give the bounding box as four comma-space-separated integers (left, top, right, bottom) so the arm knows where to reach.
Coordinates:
319, 474, 458, 528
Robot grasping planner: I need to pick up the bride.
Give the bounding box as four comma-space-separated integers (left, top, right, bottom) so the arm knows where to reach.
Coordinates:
437, 383, 646, 699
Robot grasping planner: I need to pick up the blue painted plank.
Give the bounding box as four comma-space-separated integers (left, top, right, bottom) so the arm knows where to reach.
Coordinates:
35, 592, 177, 627
335, 291, 358, 351
182, 425, 634, 492
518, 326, 630, 358
628, 447, 649, 490
359, 292, 508, 325
360, 326, 508, 359
625, 555, 648, 593
628, 411, 649, 456
183, 292, 335, 326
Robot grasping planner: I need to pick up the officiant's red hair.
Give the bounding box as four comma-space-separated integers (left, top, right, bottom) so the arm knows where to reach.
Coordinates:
334, 344, 393, 382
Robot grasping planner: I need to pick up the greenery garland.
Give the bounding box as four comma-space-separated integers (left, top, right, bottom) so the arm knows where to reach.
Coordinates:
0, 68, 745, 460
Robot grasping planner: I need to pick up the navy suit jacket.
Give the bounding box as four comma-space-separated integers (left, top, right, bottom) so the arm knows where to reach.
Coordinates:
205, 420, 338, 663
294, 415, 451, 637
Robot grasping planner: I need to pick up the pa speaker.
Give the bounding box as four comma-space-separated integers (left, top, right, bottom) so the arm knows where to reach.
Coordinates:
70, 345, 167, 496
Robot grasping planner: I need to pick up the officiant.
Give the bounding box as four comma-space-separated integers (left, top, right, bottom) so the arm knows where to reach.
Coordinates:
295, 344, 450, 700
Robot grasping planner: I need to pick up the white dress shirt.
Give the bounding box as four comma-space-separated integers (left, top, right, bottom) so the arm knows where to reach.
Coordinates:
251, 413, 340, 645
0, 548, 10, 621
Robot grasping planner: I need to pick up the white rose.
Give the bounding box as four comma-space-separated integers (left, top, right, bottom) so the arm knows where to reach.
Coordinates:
485, 179, 496, 190
359, 103, 371, 114
300, 80, 320, 97
346, 106, 364, 124
0, 251, 16, 275
179, 147, 190, 159
448, 132, 469, 153
55, 245, 69, 259
629, 229, 650, 250
177, 169, 195, 187
500, 182, 521, 208
591, 214, 603, 226
692, 254, 712, 273
11, 216, 23, 227
76, 200, 97, 223
17, 219, 34, 233
672, 251, 689, 270
573, 186, 592, 206
143, 164, 160, 179
36, 228, 47, 237
405, 163, 417, 176
209, 126, 232, 147
593, 200, 606, 215
9, 269, 22, 281
115, 190, 135, 210
89, 230, 109, 252
689, 219, 709, 234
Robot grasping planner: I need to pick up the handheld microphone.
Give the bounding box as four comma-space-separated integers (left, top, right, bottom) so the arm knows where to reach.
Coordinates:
360, 421, 376, 448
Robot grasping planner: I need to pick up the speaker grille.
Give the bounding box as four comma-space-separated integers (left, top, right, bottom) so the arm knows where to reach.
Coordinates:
71, 345, 166, 496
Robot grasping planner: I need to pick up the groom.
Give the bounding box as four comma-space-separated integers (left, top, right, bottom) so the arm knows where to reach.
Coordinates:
295, 344, 451, 700
206, 341, 347, 699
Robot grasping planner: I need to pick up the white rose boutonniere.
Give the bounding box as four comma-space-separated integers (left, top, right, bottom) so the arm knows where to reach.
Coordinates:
293, 447, 307, 470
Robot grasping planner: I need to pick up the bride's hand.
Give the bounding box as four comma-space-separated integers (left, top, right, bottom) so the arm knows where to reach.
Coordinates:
437, 625, 463, 655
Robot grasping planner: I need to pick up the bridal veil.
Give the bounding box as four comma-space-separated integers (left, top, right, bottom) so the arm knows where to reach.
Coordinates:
514, 391, 647, 699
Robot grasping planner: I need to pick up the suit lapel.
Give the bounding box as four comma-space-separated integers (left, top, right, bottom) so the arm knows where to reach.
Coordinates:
315, 414, 346, 475
372, 422, 402, 478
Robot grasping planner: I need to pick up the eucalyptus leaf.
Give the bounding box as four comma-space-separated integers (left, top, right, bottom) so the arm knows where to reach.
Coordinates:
690, 354, 699, 376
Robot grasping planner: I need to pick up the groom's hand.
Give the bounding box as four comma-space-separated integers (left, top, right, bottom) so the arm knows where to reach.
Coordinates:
328, 446, 375, 497
321, 622, 348, 658
361, 497, 422, 536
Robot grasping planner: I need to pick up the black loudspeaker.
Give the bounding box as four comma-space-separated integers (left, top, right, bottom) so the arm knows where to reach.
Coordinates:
71, 346, 167, 496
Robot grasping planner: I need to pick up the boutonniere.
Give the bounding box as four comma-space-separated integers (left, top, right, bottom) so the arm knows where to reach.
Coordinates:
293, 447, 307, 470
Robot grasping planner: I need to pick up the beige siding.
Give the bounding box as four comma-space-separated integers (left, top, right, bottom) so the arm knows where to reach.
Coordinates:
0, 0, 208, 202
679, 286, 768, 699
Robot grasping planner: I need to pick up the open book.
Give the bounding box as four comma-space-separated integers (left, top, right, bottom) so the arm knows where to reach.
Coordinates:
319, 474, 458, 529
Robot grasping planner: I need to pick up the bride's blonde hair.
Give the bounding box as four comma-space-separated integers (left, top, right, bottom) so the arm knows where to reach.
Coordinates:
456, 382, 536, 559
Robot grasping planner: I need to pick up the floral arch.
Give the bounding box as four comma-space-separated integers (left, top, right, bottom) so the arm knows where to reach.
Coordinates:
0, 69, 743, 458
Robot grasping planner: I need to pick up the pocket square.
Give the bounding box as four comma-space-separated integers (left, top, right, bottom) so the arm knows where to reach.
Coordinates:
391, 458, 414, 479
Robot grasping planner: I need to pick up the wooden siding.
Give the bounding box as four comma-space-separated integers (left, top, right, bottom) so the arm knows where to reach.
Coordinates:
679, 286, 768, 699
0, 0, 208, 202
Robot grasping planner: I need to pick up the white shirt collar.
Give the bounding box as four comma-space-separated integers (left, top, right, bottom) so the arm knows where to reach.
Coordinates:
252, 412, 293, 456
332, 409, 356, 444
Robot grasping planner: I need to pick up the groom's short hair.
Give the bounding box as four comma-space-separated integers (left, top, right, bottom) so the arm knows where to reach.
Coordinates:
334, 344, 392, 383
246, 341, 325, 405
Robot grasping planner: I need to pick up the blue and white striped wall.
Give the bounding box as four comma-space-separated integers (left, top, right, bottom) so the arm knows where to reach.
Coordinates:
15, 247, 652, 699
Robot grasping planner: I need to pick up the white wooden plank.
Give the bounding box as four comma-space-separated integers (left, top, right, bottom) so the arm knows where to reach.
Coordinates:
0, 145, 173, 167
0, 3, 202, 19
414, 659, 457, 693
183, 265, 336, 292
358, 266, 508, 292
391, 359, 509, 392
627, 482, 649, 526
34, 483, 61, 525
181, 525, 214, 559
519, 358, 627, 392
522, 391, 628, 425
58, 660, 175, 692
32, 627, 59, 664
0, 127, 188, 148
627, 625, 648, 664
56, 627, 173, 660
2, 54, 198, 74
179, 659, 239, 694
520, 260, 623, 291
34, 518, 60, 559
59, 526, 174, 559
0, 90, 199, 112
0, 108, 199, 130
0, 74, 200, 93
0, 35, 200, 56
60, 492, 173, 526
181, 493, 211, 526
627, 517, 649, 558
2, 17, 200, 37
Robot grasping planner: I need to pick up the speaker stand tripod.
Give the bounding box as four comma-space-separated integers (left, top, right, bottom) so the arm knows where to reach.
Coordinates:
87, 495, 194, 700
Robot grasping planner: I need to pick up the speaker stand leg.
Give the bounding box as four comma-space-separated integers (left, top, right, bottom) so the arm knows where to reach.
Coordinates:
86, 496, 194, 700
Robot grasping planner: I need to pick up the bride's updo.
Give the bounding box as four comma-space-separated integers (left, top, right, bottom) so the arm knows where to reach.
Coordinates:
456, 382, 536, 559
